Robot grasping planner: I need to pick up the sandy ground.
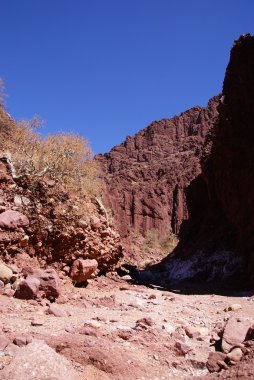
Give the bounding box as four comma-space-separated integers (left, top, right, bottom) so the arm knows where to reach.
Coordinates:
0, 274, 254, 380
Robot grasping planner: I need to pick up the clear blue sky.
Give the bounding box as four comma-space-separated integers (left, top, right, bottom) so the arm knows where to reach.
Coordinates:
1, 0, 254, 154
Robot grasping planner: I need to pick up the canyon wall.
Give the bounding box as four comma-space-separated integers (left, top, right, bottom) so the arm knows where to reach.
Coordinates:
97, 97, 219, 239
99, 34, 254, 282
207, 34, 254, 277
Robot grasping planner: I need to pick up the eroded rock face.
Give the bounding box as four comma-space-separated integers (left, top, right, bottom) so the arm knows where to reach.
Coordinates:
208, 34, 254, 277
97, 97, 219, 240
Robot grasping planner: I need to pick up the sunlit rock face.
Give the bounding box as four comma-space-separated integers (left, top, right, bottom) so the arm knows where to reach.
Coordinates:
97, 97, 219, 240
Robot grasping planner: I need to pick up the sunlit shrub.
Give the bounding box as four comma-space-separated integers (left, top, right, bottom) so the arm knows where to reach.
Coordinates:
3, 116, 103, 198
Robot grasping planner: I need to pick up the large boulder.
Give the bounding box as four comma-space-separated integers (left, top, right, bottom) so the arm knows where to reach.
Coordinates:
14, 277, 40, 300
16, 267, 60, 300
222, 316, 254, 353
70, 258, 98, 284
0, 210, 29, 229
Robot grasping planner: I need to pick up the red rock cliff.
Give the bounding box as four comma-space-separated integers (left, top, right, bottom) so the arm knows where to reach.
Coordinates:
97, 98, 219, 241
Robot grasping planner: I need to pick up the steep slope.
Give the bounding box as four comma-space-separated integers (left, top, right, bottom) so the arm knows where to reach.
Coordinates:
97, 97, 219, 242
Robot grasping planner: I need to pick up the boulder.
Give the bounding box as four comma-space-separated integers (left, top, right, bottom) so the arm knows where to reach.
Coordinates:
227, 347, 243, 362
0, 263, 13, 283
222, 316, 254, 353
0, 210, 29, 229
70, 259, 98, 284
0, 340, 81, 380
207, 351, 227, 372
21, 267, 60, 300
14, 277, 40, 300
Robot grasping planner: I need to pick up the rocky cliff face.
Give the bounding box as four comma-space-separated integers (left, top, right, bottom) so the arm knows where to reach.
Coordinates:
207, 34, 254, 278
97, 97, 219, 241
99, 34, 254, 284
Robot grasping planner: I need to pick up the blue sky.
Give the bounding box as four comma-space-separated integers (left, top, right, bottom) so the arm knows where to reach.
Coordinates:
1, 0, 254, 154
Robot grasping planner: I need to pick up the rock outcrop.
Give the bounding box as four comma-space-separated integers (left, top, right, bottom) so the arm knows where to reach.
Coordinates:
97, 97, 219, 240
0, 138, 123, 279
206, 34, 254, 278
99, 34, 254, 284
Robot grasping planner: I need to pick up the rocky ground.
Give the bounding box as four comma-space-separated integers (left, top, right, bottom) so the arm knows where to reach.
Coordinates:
0, 272, 253, 379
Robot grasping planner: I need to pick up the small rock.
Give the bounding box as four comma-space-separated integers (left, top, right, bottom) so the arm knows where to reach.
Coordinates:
13, 337, 27, 347
31, 319, 44, 326
14, 195, 22, 206
136, 317, 154, 329
3, 284, 15, 297
224, 304, 242, 312
227, 347, 243, 362
79, 327, 97, 336
175, 341, 192, 355
70, 259, 98, 284
0, 263, 13, 283
46, 304, 70, 317
185, 326, 209, 339
0, 210, 29, 229
19, 235, 29, 247
89, 215, 101, 229
207, 351, 227, 372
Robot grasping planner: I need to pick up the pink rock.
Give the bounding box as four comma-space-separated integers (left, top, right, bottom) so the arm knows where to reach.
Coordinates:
207, 351, 227, 372
70, 259, 98, 284
3, 283, 15, 297
0, 340, 81, 380
90, 216, 101, 229
175, 341, 192, 355
13, 336, 27, 347
46, 304, 70, 317
14, 277, 40, 300
0, 210, 29, 229
222, 316, 254, 353
21, 267, 60, 300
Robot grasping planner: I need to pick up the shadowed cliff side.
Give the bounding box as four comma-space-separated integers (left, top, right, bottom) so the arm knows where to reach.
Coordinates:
135, 34, 254, 287
208, 34, 254, 279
